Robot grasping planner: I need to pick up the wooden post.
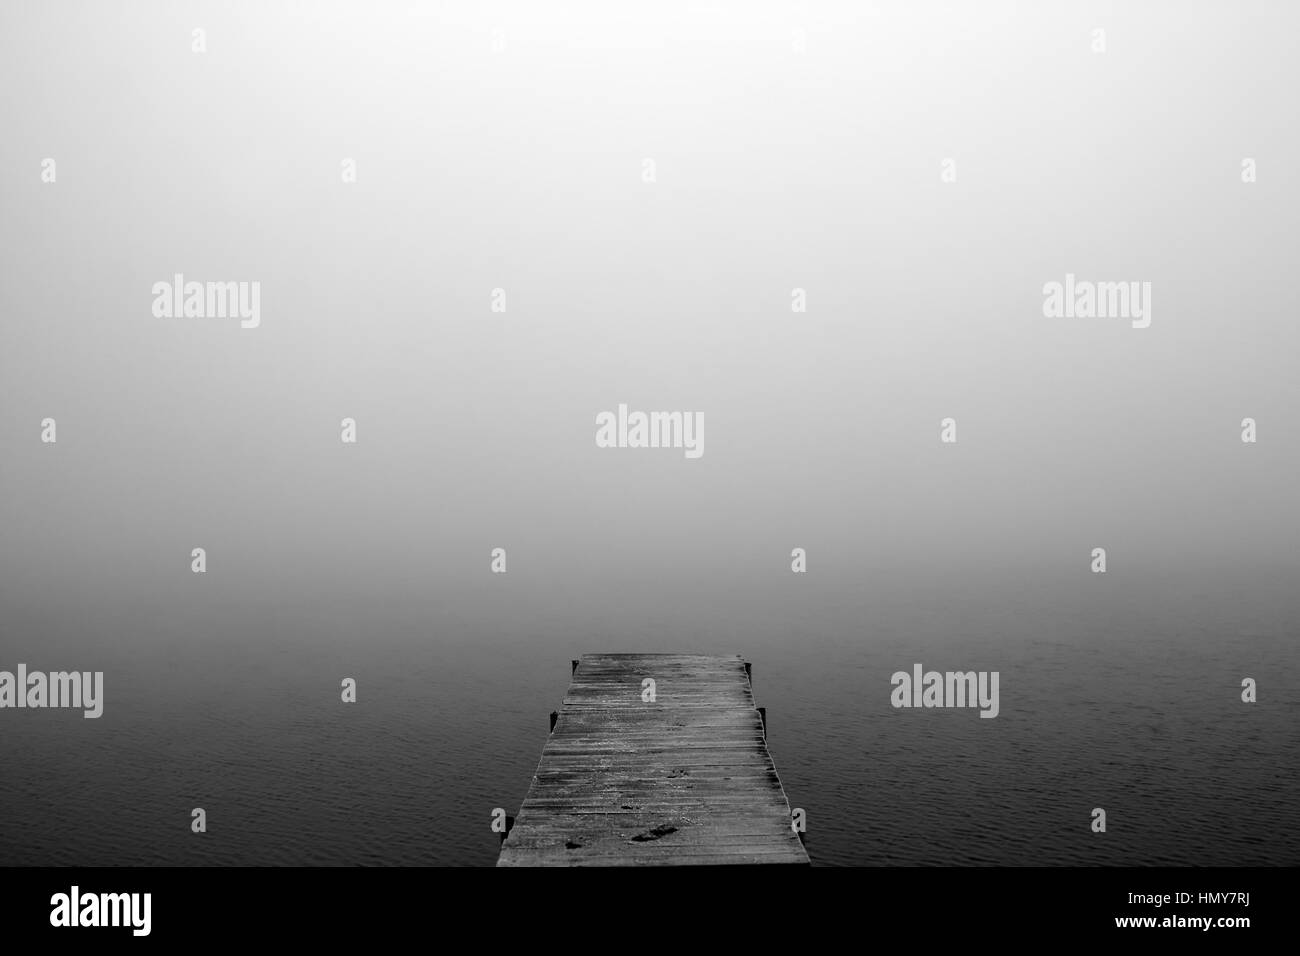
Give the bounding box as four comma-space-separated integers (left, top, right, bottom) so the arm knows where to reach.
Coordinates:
549, 710, 558, 734
571, 659, 580, 676
744, 661, 752, 684
499, 815, 515, 845
757, 706, 767, 737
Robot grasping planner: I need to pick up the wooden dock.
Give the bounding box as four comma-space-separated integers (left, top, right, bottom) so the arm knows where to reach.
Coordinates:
497, 653, 809, 866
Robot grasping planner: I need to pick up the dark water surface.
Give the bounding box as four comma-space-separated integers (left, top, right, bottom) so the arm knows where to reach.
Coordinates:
2, 570, 1295, 867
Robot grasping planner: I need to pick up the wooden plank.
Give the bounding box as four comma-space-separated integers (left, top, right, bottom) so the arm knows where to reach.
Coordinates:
497, 653, 809, 866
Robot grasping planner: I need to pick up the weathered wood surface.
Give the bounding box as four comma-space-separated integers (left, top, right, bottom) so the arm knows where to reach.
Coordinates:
497, 653, 809, 866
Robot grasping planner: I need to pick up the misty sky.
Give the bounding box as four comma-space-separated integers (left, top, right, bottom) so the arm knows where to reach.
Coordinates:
2, 1, 1296, 624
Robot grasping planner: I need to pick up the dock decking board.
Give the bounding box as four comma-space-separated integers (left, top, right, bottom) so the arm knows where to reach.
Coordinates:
497, 653, 810, 866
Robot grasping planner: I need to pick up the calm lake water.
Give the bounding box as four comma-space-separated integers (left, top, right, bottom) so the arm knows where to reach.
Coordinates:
1, 569, 1296, 867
